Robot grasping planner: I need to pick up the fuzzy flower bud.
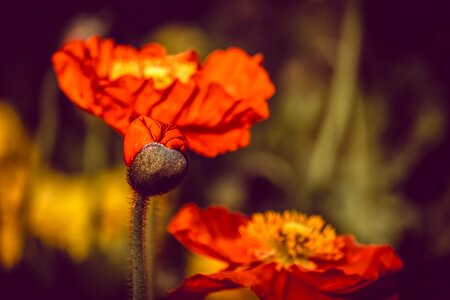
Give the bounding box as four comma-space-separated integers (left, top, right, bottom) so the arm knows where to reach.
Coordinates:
124, 116, 188, 197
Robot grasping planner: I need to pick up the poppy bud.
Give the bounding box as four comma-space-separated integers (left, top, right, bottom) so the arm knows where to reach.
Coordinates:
127, 142, 188, 197
124, 116, 188, 197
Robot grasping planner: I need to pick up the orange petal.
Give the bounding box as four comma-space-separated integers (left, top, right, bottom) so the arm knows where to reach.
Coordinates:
182, 126, 250, 157
173, 82, 256, 157
169, 260, 400, 300
167, 203, 253, 264
123, 116, 187, 166
201, 47, 275, 110
168, 263, 337, 300
291, 235, 403, 297
168, 205, 402, 300
52, 37, 275, 158
52, 37, 109, 113
52, 36, 200, 134
335, 236, 403, 279
167, 48, 275, 157
134, 80, 198, 125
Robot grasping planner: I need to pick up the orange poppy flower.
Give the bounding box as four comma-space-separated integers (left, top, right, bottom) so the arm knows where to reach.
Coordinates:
52, 36, 275, 161
167, 204, 403, 300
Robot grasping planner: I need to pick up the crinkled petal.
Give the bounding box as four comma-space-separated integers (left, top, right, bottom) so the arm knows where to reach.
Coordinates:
123, 116, 187, 166
169, 262, 399, 300
168, 263, 338, 300
182, 126, 250, 158
201, 47, 275, 106
52, 38, 109, 113
52, 36, 200, 134
169, 48, 275, 157
52, 37, 275, 157
334, 236, 404, 279
290, 235, 403, 297
167, 203, 253, 264
172, 79, 264, 157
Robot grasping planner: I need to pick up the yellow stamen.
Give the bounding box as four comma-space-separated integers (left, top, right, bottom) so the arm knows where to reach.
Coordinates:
109, 56, 197, 89
240, 211, 344, 269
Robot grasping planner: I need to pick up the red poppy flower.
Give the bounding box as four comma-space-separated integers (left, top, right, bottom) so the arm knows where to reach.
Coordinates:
52, 36, 275, 162
167, 204, 403, 300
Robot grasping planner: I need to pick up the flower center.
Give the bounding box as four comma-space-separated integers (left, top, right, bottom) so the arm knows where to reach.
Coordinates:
109, 56, 197, 89
240, 211, 344, 269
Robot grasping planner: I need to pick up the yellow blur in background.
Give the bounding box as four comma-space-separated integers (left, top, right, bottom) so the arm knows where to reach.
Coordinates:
0, 103, 31, 268
0, 102, 132, 268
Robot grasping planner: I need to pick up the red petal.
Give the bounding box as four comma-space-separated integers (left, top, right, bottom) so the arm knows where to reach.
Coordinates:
168, 206, 401, 300
52, 37, 109, 114
173, 81, 259, 157
336, 235, 403, 279
168, 263, 337, 300
52, 37, 275, 157
201, 47, 275, 104
134, 80, 198, 125
52, 36, 200, 134
167, 273, 242, 300
167, 203, 253, 264
169, 48, 275, 157
169, 262, 400, 300
182, 126, 250, 158
123, 116, 187, 166
290, 235, 403, 297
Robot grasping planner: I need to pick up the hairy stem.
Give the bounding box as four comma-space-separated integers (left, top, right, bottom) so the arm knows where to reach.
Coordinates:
146, 198, 156, 300
131, 193, 147, 300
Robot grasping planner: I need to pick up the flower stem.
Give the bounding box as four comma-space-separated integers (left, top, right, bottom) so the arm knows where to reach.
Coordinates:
131, 193, 147, 300
146, 198, 156, 300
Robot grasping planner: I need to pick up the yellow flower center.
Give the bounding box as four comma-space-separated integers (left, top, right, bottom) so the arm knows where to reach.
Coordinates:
240, 211, 344, 270
109, 56, 197, 89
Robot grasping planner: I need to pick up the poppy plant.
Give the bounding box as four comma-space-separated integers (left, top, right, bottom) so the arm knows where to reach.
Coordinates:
167, 203, 404, 300
52, 36, 275, 163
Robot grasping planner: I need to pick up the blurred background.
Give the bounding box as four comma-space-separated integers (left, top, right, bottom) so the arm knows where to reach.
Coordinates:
1, 0, 449, 299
